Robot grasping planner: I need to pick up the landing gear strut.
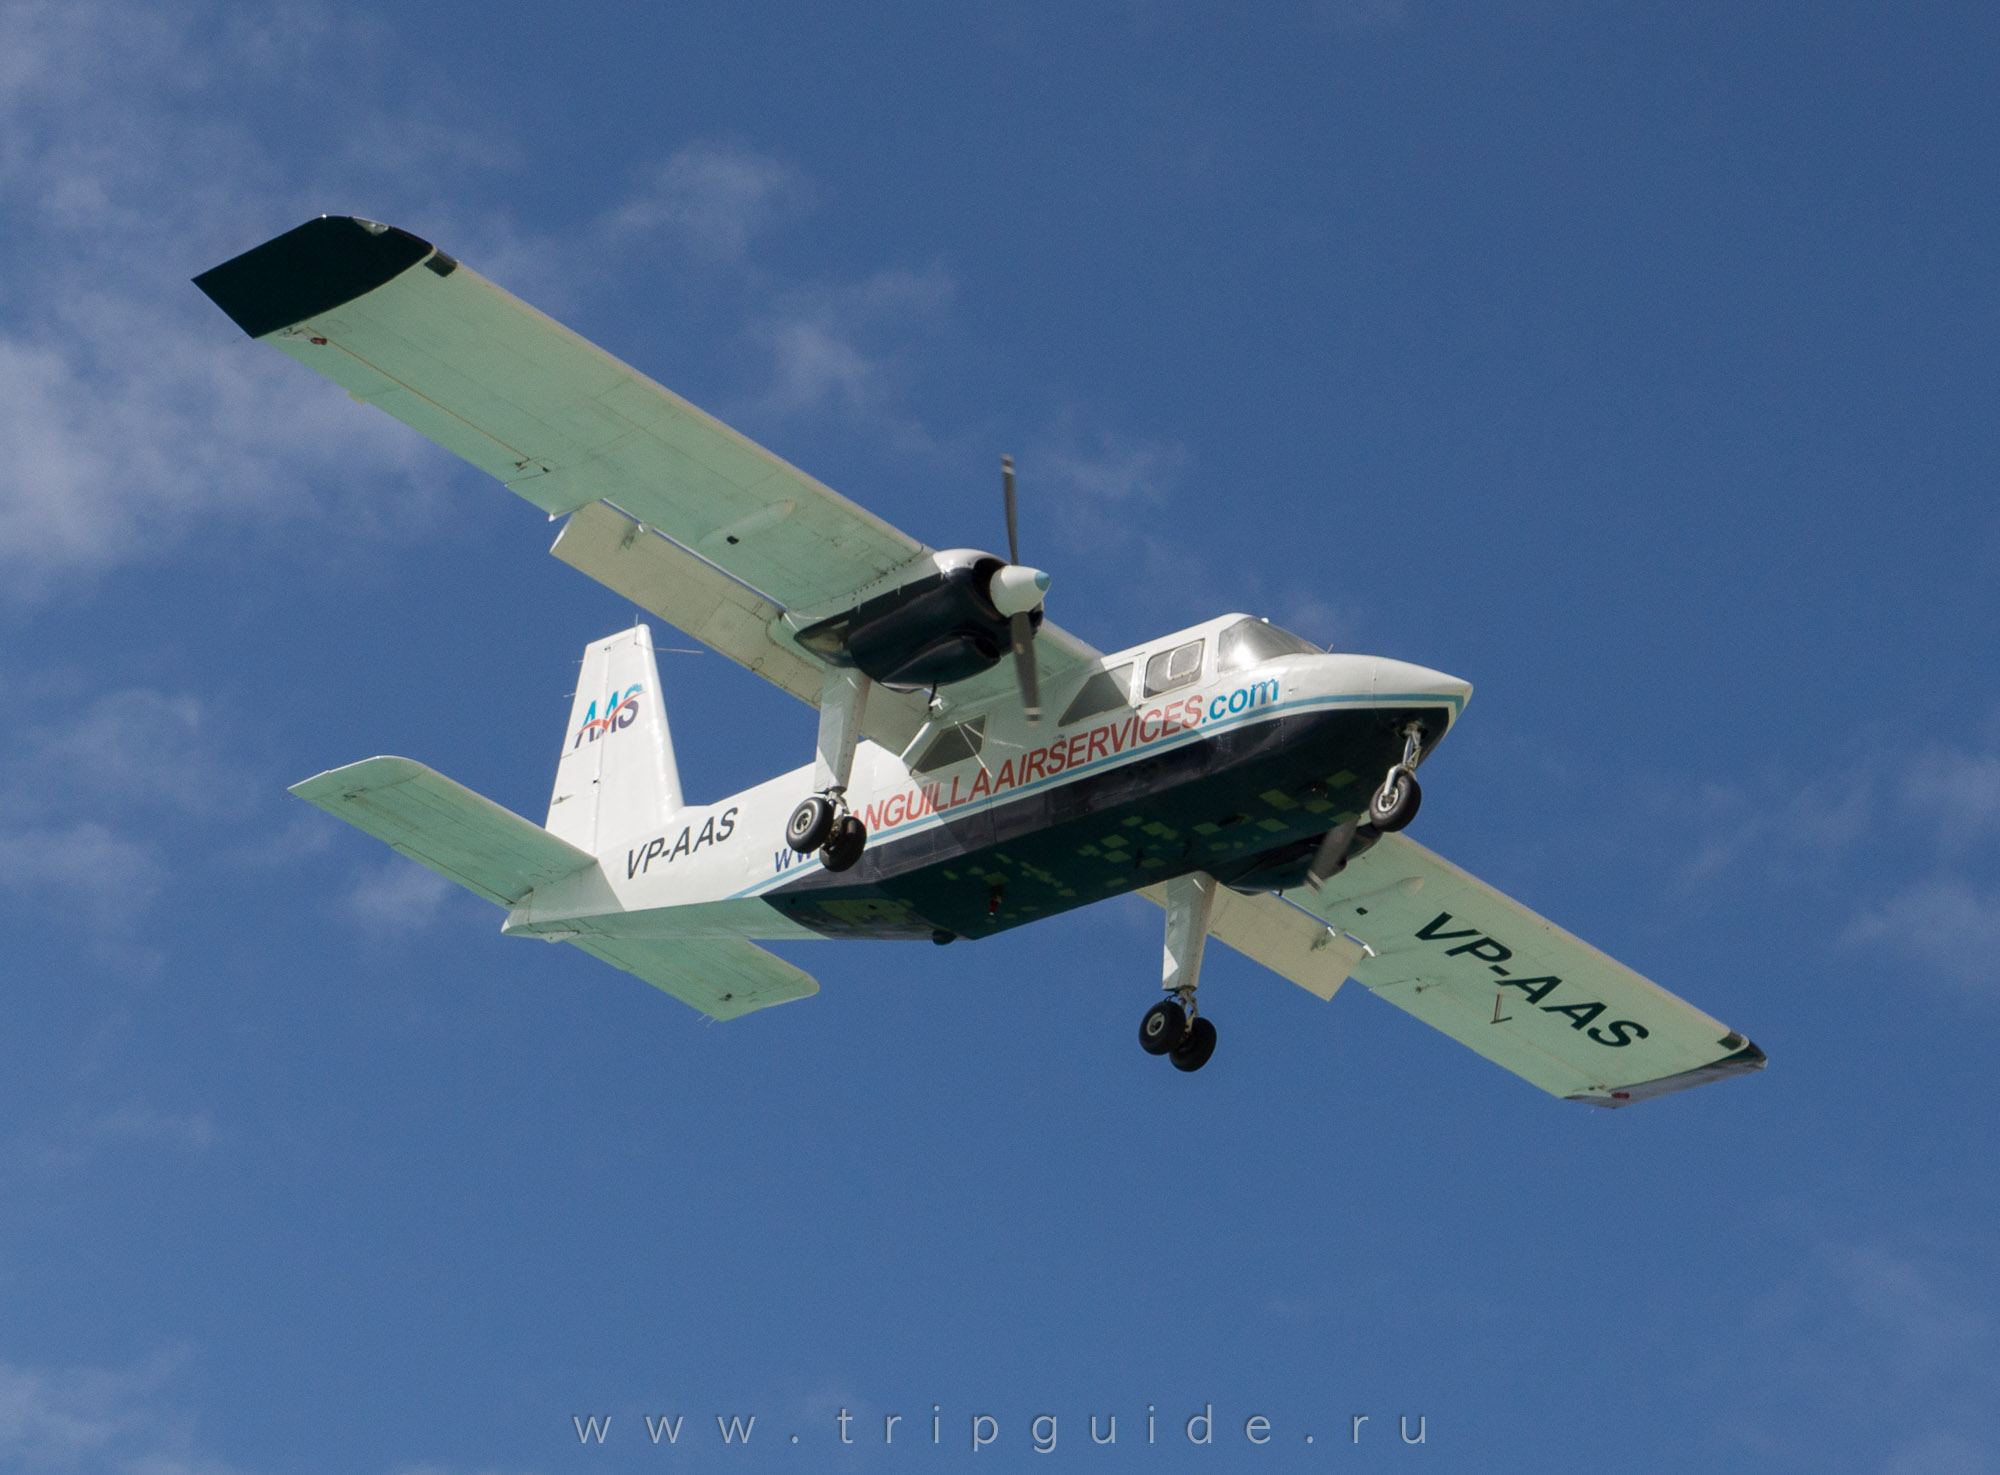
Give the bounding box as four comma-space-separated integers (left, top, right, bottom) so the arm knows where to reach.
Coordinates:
1138, 871, 1220, 1073
786, 666, 872, 872
1367, 723, 1425, 833
1306, 723, 1427, 889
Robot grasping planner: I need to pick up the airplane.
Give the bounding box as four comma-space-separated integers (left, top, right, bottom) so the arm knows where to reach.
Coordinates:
194, 214, 1766, 1105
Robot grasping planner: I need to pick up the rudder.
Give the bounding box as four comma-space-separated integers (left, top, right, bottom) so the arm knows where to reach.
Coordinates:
547, 624, 683, 851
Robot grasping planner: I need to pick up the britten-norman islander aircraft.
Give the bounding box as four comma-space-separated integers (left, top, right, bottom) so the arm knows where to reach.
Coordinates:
196, 215, 1766, 1105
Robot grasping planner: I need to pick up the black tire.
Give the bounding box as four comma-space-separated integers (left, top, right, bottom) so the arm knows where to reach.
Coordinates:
787, 795, 836, 853
1367, 771, 1422, 832
1170, 1015, 1218, 1072
1139, 999, 1187, 1056
820, 815, 868, 872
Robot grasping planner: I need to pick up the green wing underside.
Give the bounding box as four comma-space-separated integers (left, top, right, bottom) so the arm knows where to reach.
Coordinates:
197, 215, 1103, 727
1282, 835, 1765, 1107
290, 756, 593, 907
195, 215, 923, 616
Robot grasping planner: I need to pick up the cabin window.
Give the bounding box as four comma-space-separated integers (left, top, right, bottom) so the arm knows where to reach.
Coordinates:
912, 717, 985, 773
1216, 617, 1321, 674
1143, 639, 1205, 697
1057, 664, 1133, 726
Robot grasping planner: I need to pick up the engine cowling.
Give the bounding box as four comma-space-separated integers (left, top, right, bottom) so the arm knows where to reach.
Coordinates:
793, 549, 1049, 689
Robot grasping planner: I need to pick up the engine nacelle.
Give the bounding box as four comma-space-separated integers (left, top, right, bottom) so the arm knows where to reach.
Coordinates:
793, 549, 1047, 689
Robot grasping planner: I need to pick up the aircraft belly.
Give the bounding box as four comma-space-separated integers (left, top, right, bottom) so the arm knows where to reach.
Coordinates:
761, 704, 1443, 940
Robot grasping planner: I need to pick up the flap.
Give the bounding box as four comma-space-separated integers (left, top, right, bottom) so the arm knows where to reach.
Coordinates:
1140, 881, 1367, 1001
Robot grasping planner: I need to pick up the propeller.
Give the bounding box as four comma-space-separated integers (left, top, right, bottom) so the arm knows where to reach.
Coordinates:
1304, 818, 1362, 890
995, 453, 1051, 723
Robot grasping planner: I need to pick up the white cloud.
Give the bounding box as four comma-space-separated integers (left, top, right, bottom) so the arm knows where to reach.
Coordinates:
1038, 424, 1188, 510
1846, 879, 2000, 991
1900, 747, 2000, 851
0, 1353, 247, 1475
0, 821, 162, 916
0, 1, 459, 599
742, 267, 953, 451
1720, 1240, 2000, 1470
20, 689, 235, 815
601, 140, 813, 263
347, 855, 458, 932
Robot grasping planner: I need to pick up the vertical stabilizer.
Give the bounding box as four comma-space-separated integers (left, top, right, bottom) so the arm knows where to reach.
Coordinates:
547, 624, 683, 852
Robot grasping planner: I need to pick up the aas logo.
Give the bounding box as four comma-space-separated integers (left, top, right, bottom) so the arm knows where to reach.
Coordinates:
571, 685, 642, 749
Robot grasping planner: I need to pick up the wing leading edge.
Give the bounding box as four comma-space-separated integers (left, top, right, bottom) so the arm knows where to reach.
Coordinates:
195, 215, 1102, 727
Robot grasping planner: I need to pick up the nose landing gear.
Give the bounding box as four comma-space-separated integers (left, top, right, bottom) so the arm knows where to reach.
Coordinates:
1307, 723, 1427, 889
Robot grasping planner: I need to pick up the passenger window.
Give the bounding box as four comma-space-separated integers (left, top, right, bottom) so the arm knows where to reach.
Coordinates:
1057, 664, 1133, 726
1143, 640, 1205, 697
912, 717, 985, 773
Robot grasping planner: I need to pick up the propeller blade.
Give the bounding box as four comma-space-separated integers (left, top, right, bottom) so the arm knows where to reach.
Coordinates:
1002, 453, 1020, 566
1011, 609, 1041, 724
1304, 818, 1360, 890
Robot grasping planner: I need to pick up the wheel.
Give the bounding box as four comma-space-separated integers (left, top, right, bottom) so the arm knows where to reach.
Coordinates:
820, 815, 868, 872
1169, 1015, 1217, 1072
786, 795, 836, 853
1139, 999, 1187, 1056
1367, 770, 1422, 832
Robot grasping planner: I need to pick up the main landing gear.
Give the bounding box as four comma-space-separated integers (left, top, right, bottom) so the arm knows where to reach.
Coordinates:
1139, 996, 1218, 1072
787, 666, 872, 873
1138, 871, 1221, 1073
786, 793, 868, 872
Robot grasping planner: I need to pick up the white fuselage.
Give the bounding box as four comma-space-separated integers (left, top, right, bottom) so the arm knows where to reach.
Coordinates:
503, 615, 1469, 944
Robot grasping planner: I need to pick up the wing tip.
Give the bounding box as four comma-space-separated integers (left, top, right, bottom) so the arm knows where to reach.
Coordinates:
1568, 1034, 1768, 1109
194, 215, 436, 339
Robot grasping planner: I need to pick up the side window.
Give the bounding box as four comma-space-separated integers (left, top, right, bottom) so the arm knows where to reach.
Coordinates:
912, 717, 986, 773
1057, 664, 1133, 727
1143, 639, 1205, 698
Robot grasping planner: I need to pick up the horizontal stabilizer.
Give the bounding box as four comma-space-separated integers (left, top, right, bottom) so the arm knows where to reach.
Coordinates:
1287, 834, 1765, 1107
568, 935, 817, 1022
292, 756, 594, 907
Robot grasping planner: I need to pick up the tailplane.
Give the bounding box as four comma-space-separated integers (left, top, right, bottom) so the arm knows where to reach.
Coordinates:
547, 624, 683, 852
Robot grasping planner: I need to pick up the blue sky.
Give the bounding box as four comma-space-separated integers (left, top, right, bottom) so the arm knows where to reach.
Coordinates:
3, 2, 1998, 1471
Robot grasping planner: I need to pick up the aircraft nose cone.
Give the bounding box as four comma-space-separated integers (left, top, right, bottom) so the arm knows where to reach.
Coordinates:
1373, 657, 1474, 717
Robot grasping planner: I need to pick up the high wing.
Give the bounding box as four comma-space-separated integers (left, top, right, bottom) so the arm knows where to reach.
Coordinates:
1186, 836, 1764, 1107
194, 215, 1101, 745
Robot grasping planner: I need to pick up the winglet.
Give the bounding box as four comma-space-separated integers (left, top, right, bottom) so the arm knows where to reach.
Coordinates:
194, 215, 438, 339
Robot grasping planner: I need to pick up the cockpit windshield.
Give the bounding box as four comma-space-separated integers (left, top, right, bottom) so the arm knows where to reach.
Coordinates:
1215, 617, 1321, 675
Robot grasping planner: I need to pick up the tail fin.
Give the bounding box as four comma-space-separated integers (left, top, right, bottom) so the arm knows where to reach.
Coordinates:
547, 624, 683, 852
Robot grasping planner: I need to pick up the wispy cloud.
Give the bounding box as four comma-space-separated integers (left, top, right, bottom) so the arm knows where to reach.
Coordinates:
0, 1, 471, 600
1717, 1239, 2000, 1470
347, 855, 460, 932
1846, 879, 2000, 990
0, 683, 249, 922
746, 267, 954, 444
0, 1352, 248, 1475
601, 140, 814, 264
